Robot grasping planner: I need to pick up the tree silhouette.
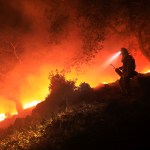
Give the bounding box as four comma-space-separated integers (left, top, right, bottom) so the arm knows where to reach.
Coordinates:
76, 0, 150, 60
0, 35, 23, 77
48, 70, 76, 109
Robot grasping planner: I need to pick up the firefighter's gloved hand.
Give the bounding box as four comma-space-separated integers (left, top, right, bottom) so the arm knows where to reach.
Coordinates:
118, 67, 123, 70
115, 68, 122, 76
115, 68, 119, 71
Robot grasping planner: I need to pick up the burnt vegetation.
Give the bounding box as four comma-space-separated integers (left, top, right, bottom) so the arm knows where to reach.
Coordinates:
0, 71, 150, 150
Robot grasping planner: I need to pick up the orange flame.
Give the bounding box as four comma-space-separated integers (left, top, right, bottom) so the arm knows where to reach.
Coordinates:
23, 100, 42, 109
144, 70, 150, 74
102, 82, 108, 84
0, 114, 6, 122
0, 112, 18, 122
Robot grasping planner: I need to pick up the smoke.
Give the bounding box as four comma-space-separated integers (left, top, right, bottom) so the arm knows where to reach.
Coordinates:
0, 0, 149, 114
0, 0, 83, 113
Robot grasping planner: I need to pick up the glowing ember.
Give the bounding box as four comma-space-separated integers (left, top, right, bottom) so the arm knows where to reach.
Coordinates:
0, 114, 6, 122
10, 112, 18, 116
23, 100, 42, 109
102, 82, 108, 84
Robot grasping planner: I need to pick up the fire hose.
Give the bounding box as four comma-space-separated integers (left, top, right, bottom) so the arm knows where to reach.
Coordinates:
110, 64, 138, 78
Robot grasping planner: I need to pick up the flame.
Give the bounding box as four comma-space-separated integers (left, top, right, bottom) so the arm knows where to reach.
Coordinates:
19, 67, 50, 110
0, 114, 6, 122
144, 70, 150, 74
0, 112, 18, 122
0, 0, 150, 125
23, 100, 42, 109
10, 112, 18, 116
102, 82, 108, 84
0, 47, 149, 120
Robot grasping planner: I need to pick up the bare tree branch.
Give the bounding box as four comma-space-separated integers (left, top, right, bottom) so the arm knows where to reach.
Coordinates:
9, 42, 22, 64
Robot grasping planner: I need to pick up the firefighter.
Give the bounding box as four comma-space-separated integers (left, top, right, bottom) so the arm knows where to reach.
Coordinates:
117, 48, 137, 96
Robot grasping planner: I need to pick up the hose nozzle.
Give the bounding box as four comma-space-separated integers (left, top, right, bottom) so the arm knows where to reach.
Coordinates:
110, 64, 116, 69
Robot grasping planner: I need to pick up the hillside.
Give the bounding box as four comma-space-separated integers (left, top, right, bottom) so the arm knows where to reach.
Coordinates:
0, 107, 34, 129
0, 73, 150, 150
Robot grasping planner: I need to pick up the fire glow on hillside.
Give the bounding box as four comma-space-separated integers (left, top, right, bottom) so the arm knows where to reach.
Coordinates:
23, 100, 42, 109
0, 0, 149, 124
0, 112, 18, 122
0, 49, 149, 123
144, 70, 150, 74
0, 114, 5, 122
